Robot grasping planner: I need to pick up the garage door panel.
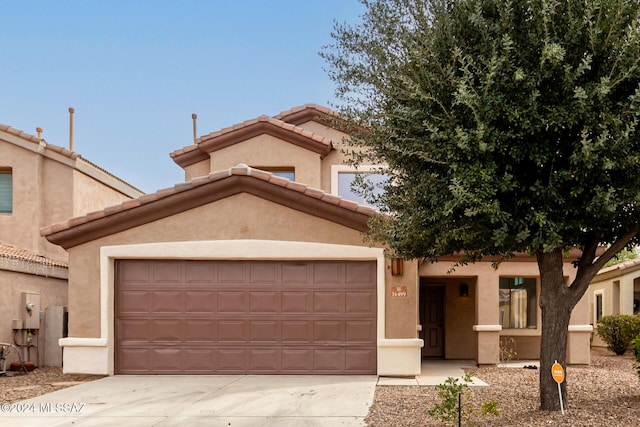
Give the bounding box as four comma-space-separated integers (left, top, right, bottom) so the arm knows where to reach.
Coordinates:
117, 319, 151, 342
249, 349, 279, 372
185, 262, 213, 283
153, 319, 183, 341
314, 349, 344, 371
119, 290, 151, 314
218, 349, 246, 371
153, 262, 183, 284
250, 320, 280, 342
282, 320, 312, 342
185, 320, 216, 342
250, 291, 279, 312
115, 260, 376, 375
345, 320, 376, 342
281, 291, 311, 313
282, 349, 312, 372
314, 320, 344, 342
313, 291, 344, 313
346, 291, 376, 313
313, 263, 343, 284
218, 291, 247, 313
346, 349, 376, 372
346, 263, 376, 284
118, 348, 150, 372
218, 320, 247, 342
153, 291, 183, 313
185, 349, 216, 371
281, 263, 310, 284
185, 291, 215, 313
152, 348, 182, 372
250, 262, 278, 284
217, 263, 246, 283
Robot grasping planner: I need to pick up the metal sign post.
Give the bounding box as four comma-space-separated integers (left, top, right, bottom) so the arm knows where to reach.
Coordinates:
551, 360, 565, 415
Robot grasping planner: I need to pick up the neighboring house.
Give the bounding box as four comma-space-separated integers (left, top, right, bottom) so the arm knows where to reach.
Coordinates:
42, 105, 592, 376
0, 124, 143, 367
589, 258, 640, 347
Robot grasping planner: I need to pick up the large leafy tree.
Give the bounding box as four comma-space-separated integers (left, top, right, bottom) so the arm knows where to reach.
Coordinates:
323, 0, 640, 411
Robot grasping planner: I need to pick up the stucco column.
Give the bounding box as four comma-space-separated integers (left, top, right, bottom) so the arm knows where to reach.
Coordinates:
473, 273, 501, 365
620, 274, 635, 315
567, 291, 592, 365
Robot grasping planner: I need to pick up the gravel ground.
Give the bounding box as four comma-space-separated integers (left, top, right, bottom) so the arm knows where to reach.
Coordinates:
366, 347, 640, 426
1, 348, 638, 426
0, 368, 104, 404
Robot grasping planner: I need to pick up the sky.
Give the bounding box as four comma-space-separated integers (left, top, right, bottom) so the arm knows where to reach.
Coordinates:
0, 1, 365, 193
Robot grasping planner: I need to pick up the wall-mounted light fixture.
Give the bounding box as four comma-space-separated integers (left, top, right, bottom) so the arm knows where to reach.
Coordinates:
459, 283, 469, 297
391, 258, 404, 276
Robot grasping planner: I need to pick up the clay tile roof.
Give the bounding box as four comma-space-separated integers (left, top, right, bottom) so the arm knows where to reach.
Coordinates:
273, 104, 338, 125
170, 115, 334, 168
0, 242, 68, 268
42, 164, 377, 249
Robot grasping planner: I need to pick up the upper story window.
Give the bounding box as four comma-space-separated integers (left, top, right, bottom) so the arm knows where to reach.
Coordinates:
0, 168, 12, 214
499, 277, 537, 329
254, 167, 294, 181
331, 165, 388, 208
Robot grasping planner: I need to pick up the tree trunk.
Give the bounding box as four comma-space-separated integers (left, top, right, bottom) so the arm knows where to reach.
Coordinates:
537, 248, 572, 411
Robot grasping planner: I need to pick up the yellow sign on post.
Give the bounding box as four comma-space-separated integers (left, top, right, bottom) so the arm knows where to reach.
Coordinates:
551, 362, 565, 384
551, 361, 565, 415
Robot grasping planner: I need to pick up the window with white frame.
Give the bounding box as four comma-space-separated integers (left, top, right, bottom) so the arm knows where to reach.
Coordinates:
331, 165, 388, 208
594, 291, 604, 323
0, 169, 12, 214
499, 277, 537, 329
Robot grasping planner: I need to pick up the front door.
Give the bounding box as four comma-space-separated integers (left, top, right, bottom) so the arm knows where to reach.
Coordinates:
420, 285, 444, 358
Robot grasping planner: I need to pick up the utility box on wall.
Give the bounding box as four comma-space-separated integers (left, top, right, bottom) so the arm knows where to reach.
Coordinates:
21, 292, 41, 329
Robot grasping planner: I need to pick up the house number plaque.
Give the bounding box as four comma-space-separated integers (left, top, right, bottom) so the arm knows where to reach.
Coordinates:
391, 286, 407, 297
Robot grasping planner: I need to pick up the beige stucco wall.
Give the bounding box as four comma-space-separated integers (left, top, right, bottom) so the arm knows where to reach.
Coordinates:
208, 135, 323, 189
64, 193, 418, 339
419, 258, 587, 362
184, 159, 211, 182
589, 266, 640, 347
0, 267, 67, 365
0, 135, 140, 262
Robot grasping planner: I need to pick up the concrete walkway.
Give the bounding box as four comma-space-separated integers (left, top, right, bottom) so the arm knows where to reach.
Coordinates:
377, 360, 488, 386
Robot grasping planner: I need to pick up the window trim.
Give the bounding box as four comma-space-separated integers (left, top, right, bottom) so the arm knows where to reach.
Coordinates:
594, 290, 604, 324
0, 168, 12, 215
331, 165, 387, 207
498, 276, 540, 333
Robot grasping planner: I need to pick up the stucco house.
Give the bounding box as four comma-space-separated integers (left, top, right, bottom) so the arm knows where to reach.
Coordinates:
588, 259, 640, 347
0, 123, 143, 367
42, 105, 592, 376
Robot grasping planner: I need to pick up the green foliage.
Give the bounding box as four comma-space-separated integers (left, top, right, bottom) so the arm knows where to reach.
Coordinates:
428, 372, 498, 426
632, 334, 640, 378
596, 315, 640, 355
604, 247, 639, 268
323, 0, 640, 262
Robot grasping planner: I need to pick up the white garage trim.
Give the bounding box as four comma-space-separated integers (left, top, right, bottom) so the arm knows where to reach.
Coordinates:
61, 240, 388, 375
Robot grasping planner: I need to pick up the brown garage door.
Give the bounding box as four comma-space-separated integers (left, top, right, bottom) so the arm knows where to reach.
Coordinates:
115, 260, 377, 374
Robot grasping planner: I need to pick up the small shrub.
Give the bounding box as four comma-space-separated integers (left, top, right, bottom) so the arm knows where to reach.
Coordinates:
428, 372, 498, 426
499, 336, 518, 362
596, 315, 640, 355
632, 334, 640, 378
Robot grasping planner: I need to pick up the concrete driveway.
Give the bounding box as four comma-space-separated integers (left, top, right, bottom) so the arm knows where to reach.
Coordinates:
0, 374, 377, 426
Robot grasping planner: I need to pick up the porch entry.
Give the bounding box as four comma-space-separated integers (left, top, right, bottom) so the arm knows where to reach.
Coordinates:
420, 284, 444, 358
